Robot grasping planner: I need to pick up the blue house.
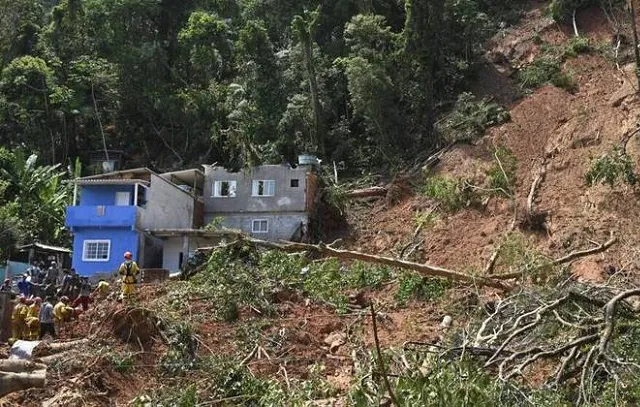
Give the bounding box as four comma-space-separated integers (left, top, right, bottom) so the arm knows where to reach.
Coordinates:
65, 168, 203, 277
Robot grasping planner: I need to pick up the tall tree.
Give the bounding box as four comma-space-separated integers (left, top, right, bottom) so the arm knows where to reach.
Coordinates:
292, 8, 325, 155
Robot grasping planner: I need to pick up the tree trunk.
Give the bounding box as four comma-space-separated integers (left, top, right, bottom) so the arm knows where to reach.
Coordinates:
202, 237, 510, 290
0, 370, 47, 397
629, 0, 640, 89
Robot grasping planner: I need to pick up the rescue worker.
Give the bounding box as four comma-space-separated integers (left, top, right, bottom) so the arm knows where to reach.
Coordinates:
0, 278, 11, 292
46, 261, 59, 285
11, 296, 27, 341
93, 279, 110, 300
72, 277, 92, 310
26, 261, 40, 280
25, 297, 42, 340
118, 251, 139, 301
39, 297, 56, 339
17, 274, 31, 297
60, 269, 73, 297
53, 296, 74, 335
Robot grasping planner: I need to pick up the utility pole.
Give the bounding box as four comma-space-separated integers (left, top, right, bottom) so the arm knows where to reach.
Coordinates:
629, 0, 640, 89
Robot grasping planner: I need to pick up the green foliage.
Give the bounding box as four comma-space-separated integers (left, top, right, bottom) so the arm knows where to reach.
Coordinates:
0, 0, 529, 174
549, 0, 595, 22
350, 357, 527, 406
395, 271, 450, 306
413, 210, 439, 230
421, 176, 479, 212
486, 147, 517, 196
562, 36, 591, 58
439, 92, 510, 142
495, 232, 553, 279
586, 147, 638, 187
0, 148, 71, 246
518, 56, 577, 92
109, 352, 135, 373
180, 245, 396, 317
203, 216, 224, 231
159, 322, 198, 376
0, 204, 23, 262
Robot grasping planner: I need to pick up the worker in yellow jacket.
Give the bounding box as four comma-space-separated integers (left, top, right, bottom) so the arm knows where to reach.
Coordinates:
11, 296, 27, 342
53, 296, 74, 336
118, 251, 139, 301
25, 297, 42, 340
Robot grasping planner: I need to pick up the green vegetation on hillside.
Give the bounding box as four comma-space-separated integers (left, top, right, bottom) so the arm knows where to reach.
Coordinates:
0, 0, 530, 173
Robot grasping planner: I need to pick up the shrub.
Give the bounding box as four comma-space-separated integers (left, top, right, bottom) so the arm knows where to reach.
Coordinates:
439, 92, 510, 142
395, 271, 450, 306
586, 147, 637, 187
486, 147, 517, 197
562, 36, 590, 58
518, 56, 576, 92
422, 176, 479, 212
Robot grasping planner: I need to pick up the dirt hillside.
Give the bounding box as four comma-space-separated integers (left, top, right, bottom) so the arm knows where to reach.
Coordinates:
4, 3, 640, 405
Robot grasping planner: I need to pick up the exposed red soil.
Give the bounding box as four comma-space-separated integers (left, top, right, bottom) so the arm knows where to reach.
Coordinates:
6, 3, 640, 404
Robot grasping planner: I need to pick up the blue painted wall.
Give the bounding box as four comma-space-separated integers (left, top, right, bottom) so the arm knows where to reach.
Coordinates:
79, 185, 134, 206
71, 228, 139, 277
66, 205, 138, 228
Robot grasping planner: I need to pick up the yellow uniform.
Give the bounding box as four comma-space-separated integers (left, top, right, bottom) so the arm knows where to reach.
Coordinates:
53, 301, 72, 324
11, 302, 27, 341
25, 303, 40, 340
118, 261, 140, 297
96, 281, 110, 299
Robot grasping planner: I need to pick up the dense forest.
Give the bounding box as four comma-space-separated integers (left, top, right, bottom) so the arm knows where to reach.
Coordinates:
0, 0, 539, 173
0, 0, 620, 250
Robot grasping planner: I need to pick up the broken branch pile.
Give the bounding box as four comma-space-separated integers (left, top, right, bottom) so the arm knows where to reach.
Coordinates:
464, 282, 640, 404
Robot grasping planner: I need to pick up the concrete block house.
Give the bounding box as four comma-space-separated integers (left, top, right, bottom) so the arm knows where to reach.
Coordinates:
65, 162, 319, 276
65, 168, 202, 277
203, 164, 319, 241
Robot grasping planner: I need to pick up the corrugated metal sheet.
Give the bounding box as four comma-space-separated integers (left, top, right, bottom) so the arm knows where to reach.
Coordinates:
69, 179, 150, 186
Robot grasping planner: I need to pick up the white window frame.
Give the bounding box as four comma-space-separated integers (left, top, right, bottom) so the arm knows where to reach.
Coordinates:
252, 219, 269, 234
252, 180, 276, 197
115, 191, 131, 206
82, 240, 111, 262
212, 180, 237, 198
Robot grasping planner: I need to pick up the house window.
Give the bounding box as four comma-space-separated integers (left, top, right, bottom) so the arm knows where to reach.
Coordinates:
252, 219, 269, 233
82, 240, 111, 262
213, 181, 237, 198
252, 180, 275, 197
115, 191, 131, 206
290, 179, 300, 188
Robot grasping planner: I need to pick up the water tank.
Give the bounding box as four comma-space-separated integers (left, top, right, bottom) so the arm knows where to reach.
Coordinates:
298, 155, 319, 166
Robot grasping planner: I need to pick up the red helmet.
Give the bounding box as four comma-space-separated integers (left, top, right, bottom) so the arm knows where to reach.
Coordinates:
33, 297, 42, 304
18, 296, 26, 303
124, 251, 133, 260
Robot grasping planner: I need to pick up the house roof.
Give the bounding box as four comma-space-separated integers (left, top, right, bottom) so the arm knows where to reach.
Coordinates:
159, 169, 205, 191
80, 167, 152, 180
17, 242, 72, 254
146, 228, 244, 238
70, 179, 150, 186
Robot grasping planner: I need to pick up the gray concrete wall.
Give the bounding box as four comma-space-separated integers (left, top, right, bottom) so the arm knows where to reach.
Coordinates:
203, 165, 310, 214
139, 173, 194, 230
205, 212, 308, 241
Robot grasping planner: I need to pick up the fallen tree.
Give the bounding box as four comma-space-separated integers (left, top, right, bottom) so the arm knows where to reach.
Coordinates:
198, 236, 511, 290
461, 281, 640, 404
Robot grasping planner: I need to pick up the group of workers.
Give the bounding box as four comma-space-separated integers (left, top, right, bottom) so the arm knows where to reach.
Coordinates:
3, 251, 140, 343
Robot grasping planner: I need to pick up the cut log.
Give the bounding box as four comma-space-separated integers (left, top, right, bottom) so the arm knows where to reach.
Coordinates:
0, 369, 47, 397
346, 186, 387, 199
33, 339, 90, 357
0, 360, 46, 373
